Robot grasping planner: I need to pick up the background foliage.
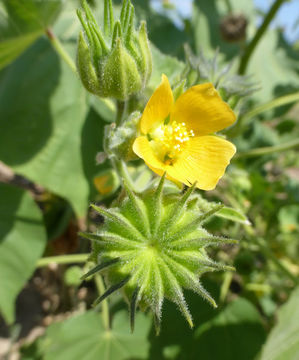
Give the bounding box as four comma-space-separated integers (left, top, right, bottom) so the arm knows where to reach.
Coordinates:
0, 0, 299, 359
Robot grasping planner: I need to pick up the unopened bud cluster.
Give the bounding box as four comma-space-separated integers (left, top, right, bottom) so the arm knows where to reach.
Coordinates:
77, 0, 152, 100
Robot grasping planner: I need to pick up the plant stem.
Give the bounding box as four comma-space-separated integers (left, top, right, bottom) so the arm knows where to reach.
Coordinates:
245, 283, 272, 294
226, 91, 299, 138
219, 271, 233, 303
112, 157, 136, 189
46, 28, 77, 74
37, 254, 89, 268
238, 0, 286, 74
224, 0, 233, 13
236, 138, 299, 159
245, 283, 272, 293
95, 274, 110, 330
243, 91, 299, 121
115, 100, 128, 126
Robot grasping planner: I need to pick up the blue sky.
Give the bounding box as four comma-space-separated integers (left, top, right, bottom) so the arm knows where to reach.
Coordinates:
255, 0, 299, 42
151, 0, 299, 43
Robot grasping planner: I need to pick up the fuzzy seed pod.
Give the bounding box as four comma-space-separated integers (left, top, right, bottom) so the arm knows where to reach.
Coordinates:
81, 174, 237, 333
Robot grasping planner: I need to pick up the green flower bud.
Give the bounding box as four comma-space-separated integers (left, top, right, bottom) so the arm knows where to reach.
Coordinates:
107, 111, 141, 161
183, 44, 259, 102
81, 175, 237, 333
77, 0, 152, 100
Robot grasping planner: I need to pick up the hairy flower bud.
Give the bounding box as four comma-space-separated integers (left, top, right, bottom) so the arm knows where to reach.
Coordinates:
108, 111, 141, 161
81, 175, 237, 333
183, 44, 259, 101
77, 0, 152, 100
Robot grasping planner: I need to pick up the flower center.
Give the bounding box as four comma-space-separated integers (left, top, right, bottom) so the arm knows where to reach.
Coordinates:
150, 121, 195, 164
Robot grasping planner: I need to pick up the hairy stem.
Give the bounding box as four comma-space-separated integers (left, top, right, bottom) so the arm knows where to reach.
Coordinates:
112, 157, 135, 190
95, 274, 110, 330
115, 100, 128, 126
37, 254, 89, 268
238, 0, 286, 74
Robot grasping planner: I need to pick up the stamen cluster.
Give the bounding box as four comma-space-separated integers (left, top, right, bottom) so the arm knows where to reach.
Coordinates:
151, 121, 195, 162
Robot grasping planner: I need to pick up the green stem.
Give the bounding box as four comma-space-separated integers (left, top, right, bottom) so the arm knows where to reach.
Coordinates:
236, 138, 299, 159
224, 0, 233, 13
95, 274, 110, 330
243, 91, 299, 121
112, 157, 135, 189
245, 283, 272, 293
115, 100, 127, 126
238, 0, 286, 74
37, 254, 111, 328
219, 271, 233, 303
37, 254, 89, 268
226, 91, 299, 138
46, 28, 77, 74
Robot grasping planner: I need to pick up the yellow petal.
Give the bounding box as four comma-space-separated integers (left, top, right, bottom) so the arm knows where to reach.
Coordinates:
146, 162, 182, 187
166, 136, 236, 190
133, 136, 166, 171
140, 74, 174, 134
133, 136, 179, 184
171, 83, 236, 136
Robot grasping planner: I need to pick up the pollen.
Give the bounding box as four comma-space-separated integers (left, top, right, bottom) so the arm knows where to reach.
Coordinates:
151, 121, 195, 162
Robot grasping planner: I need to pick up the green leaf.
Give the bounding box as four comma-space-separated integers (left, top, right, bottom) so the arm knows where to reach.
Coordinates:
261, 286, 299, 360
0, 0, 62, 69
149, 44, 185, 90
90, 96, 116, 123
150, 285, 265, 360
0, 183, 47, 324
216, 206, 250, 225
0, 39, 104, 217
192, 298, 266, 360
247, 31, 299, 104
41, 310, 151, 360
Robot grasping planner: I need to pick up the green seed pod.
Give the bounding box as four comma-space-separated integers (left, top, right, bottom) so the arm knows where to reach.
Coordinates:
77, 0, 152, 100
81, 175, 237, 333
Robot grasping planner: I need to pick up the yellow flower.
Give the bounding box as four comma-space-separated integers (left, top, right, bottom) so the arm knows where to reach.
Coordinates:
133, 74, 237, 190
